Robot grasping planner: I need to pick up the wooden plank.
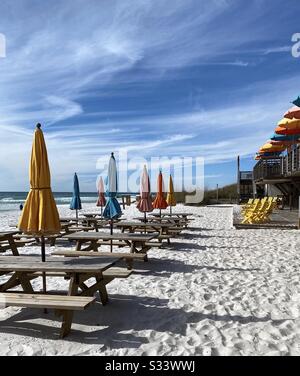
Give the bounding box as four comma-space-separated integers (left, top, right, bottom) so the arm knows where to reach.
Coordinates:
117, 221, 173, 228
63, 232, 156, 242
0, 231, 20, 237
0, 293, 95, 310
103, 268, 132, 278
0, 256, 119, 274
52, 250, 146, 260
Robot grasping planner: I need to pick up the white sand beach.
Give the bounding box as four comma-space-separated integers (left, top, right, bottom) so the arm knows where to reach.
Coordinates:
1, 204, 300, 356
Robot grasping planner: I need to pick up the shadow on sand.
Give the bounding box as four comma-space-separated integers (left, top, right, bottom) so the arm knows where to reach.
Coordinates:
0, 293, 287, 346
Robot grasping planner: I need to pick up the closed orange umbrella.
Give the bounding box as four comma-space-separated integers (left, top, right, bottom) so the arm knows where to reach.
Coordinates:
153, 171, 168, 216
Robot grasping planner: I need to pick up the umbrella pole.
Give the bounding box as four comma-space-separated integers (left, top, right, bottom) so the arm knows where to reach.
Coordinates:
101, 206, 103, 218
144, 212, 147, 233
170, 206, 172, 215
159, 209, 162, 218
41, 235, 47, 313
110, 219, 113, 253
76, 209, 78, 224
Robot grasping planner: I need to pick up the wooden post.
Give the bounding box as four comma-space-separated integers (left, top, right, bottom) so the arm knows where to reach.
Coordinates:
237, 156, 240, 204
216, 184, 219, 204
298, 197, 300, 229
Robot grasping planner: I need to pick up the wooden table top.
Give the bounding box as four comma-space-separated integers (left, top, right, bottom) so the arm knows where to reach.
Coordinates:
81, 213, 103, 217
0, 255, 118, 273
62, 231, 156, 242
117, 221, 173, 228
0, 230, 20, 238
151, 213, 192, 217
134, 217, 182, 222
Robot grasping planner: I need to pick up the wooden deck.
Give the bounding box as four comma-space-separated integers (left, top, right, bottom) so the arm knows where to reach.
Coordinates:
234, 209, 299, 230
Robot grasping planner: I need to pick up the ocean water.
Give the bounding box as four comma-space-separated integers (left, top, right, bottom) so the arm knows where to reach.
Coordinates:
0, 192, 98, 212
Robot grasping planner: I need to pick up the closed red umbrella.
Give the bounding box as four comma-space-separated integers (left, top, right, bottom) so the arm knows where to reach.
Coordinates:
153, 171, 168, 216
137, 166, 153, 222
96, 176, 106, 217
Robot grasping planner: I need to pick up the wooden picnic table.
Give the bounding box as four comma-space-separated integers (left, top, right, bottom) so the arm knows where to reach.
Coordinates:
151, 212, 192, 219
0, 231, 20, 256
0, 255, 123, 337
62, 231, 157, 258
81, 213, 123, 221
116, 221, 176, 235
134, 216, 185, 226
60, 217, 109, 232
81, 213, 103, 218
116, 221, 181, 244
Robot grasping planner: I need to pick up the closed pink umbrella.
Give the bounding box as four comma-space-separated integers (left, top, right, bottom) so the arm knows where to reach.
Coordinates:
137, 166, 153, 222
96, 176, 106, 217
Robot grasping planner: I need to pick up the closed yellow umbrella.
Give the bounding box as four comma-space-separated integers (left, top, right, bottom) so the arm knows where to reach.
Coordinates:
166, 175, 176, 214
18, 124, 61, 293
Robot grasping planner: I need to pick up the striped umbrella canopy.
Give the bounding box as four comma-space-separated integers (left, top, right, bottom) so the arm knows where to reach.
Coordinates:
103, 153, 122, 234
271, 134, 300, 143
137, 165, 153, 222
18, 124, 61, 293
153, 171, 168, 216
278, 118, 300, 130
166, 175, 176, 214
284, 106, 300, 120
70, 173, 82, 220
260, 143, 286, 153
292, 96, 300, 107
96, 176, 106, 216
257, 151, 282, 157
275, 126, 300, 136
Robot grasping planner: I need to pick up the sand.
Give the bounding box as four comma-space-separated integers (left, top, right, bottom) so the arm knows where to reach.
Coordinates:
1, 203, 300, 356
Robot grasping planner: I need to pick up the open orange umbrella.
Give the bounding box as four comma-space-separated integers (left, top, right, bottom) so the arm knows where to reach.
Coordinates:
153, 171, 168, 216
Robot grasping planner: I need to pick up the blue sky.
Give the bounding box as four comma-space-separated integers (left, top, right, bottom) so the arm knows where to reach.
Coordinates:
0, 0, 300, 192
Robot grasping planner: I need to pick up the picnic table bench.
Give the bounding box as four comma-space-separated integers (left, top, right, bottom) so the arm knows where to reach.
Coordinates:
62, 232, 158, 259
0, 255, 130, 338
52, 250, 147, 269
0, 231, 21, 255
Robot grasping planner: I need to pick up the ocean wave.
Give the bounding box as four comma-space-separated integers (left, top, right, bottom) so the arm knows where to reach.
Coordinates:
0, 198, 24, 203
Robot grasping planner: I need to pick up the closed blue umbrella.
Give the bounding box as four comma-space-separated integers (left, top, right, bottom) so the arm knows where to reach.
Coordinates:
70, 173, 82, 222
103, 153, 122, 251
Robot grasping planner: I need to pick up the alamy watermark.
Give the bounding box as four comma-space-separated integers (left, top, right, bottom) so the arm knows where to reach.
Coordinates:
96, 151, 204, 204
0, 33, 6, 58
292, 33, 300, 58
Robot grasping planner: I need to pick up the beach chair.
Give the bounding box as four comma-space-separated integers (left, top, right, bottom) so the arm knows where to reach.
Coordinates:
242, 198, 268, 224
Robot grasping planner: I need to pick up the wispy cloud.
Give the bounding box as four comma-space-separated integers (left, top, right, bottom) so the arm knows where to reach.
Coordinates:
0, 0, 299, 190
